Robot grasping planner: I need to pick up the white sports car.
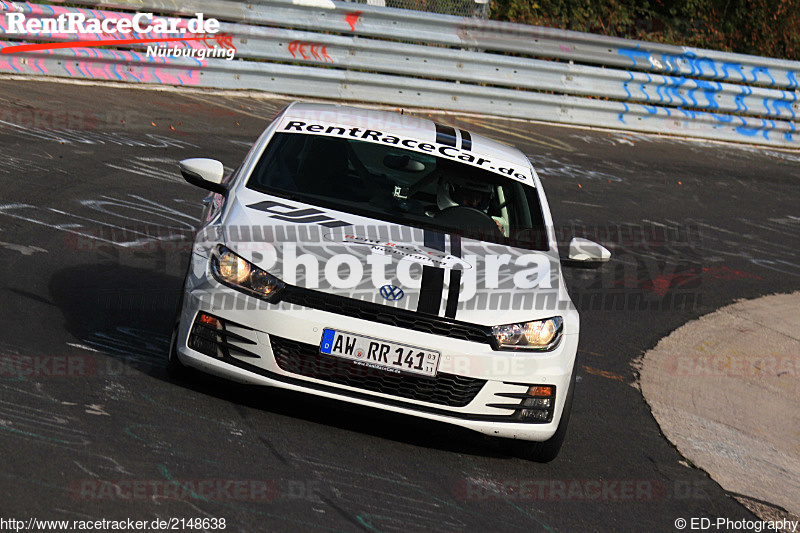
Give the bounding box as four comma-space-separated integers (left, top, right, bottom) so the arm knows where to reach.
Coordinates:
170, 102, 610, 461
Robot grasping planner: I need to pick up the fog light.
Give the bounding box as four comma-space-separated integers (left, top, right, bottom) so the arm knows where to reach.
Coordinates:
520, 409, 552, 422
523, 397, 551, 409
516, 383, 556, 423
189, 312, 223, 358
188, 333, 218, 358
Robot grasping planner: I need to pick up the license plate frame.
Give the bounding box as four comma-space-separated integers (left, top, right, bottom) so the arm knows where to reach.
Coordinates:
319, 329, 440, 377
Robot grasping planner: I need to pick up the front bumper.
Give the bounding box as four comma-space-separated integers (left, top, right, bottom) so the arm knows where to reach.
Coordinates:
175, 253, 578, 441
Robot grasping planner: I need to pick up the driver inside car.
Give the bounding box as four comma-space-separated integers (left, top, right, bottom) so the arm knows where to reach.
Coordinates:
436, 174, 507, 235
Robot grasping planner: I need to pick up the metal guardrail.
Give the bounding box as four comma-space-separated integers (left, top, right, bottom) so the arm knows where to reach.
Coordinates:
1, 0, 798, 147
66, 0, 800, 89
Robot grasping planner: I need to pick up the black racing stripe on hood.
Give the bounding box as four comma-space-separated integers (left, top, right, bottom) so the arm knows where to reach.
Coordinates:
459, 130, 472, 151
435, 124, 457, 147
449, 233, 461, 257
423, 230, 445, 251
418, 266, 444, 316
417, 230, 446, 315
445, 235, 461, 319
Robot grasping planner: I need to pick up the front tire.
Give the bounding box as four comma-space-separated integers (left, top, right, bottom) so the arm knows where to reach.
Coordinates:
166, 292, 191, 380
502, 364, 577, 463
167, 319, 190, 379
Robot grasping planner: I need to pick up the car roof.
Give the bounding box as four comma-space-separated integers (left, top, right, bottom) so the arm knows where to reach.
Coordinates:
280, 102, 534, 180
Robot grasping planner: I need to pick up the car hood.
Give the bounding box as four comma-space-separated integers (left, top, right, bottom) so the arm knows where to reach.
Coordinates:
206, 191, 576, 330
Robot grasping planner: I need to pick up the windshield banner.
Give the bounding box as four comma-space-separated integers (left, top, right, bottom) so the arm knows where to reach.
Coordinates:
277, 115, 534, 184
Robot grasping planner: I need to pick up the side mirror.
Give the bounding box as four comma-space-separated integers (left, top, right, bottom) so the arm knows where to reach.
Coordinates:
180, 158, 226, 194
561, 237, 611, 269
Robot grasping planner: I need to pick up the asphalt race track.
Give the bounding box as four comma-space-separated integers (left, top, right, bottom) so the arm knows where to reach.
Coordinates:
1, 78, 798, 531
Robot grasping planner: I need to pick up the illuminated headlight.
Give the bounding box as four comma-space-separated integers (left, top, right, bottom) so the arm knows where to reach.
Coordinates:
491, 317, 563, 351
210, 245, 284, 302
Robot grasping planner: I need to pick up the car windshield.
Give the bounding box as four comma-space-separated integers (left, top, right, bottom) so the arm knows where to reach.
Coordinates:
246, 133, 549, 250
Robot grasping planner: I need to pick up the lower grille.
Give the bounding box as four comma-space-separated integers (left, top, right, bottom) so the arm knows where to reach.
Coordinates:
270, 335, 486, 408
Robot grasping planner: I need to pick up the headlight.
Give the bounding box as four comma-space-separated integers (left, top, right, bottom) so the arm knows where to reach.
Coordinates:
491, 317, 563, 351
210, 245, 284, 302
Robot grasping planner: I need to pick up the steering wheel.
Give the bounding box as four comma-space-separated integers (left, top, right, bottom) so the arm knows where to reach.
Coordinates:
433, 206, 502, 239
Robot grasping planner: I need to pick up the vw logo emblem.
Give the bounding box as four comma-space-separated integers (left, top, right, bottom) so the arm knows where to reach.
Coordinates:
379, 284, 404, 301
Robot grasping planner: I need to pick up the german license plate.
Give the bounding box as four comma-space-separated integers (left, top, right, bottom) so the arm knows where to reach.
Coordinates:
319, 329, 440, 377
